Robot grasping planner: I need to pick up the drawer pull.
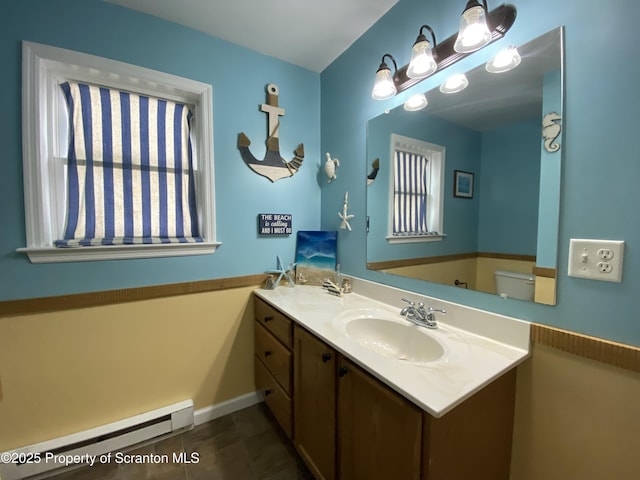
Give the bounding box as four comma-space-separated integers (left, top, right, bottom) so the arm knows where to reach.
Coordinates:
264, 350, 272, 358
264, 389, 272, 396
338, 366, 348, 377
322, 353, 332, 363
263, 315, 274, 323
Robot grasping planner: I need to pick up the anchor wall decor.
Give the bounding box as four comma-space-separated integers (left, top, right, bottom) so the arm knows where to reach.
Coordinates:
238, 83, 304, 182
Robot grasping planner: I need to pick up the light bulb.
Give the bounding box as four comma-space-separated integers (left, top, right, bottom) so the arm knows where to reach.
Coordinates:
439, 73, 469, 94
371, 67, 397, 100
404, 93, 428, 111
454, 5, 491, 53
486, 46, 521, 73
407, 40, 437, 79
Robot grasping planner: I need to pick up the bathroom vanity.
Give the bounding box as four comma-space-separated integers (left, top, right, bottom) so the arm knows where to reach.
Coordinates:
254, 278, 529, 480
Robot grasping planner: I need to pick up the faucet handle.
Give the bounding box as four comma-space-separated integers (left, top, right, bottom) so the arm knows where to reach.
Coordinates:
401, 298, 415, 307
427, 307, 446, 314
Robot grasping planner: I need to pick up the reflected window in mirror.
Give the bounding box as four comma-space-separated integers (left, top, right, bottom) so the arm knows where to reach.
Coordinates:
388, 134, 445, 244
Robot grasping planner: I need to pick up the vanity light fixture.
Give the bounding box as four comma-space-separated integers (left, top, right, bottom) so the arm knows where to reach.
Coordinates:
370, 2, 516, 100
454, 0, 492, 53
485, 45, 521, 72
407, 25, 438, 79
404, 93, 428, 111
371, 53, 399, 100
439, 73, 469, 94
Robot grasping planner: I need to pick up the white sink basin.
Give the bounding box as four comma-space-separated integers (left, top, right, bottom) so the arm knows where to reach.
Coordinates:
345, 317, 446, 363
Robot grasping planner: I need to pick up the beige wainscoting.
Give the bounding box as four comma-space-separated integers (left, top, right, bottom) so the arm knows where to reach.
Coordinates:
511, 326, 640, 480
0, 278, 263, 451
533, 266, 557, 306
370, 252, 536, 294
381, 256, 478, 289
533, 276, 557, 305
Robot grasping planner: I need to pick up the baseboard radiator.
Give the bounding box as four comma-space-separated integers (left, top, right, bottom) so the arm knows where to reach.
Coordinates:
0, 399, 194, 480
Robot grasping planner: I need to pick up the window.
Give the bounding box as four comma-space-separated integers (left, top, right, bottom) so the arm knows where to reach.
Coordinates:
387, 134, 445, 244
18, 42, 219, 262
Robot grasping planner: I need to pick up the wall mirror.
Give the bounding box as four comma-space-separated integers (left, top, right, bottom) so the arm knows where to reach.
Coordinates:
366, 27, 564, 305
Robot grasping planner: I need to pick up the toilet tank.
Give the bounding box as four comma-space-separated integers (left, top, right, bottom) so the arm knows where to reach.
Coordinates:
494, 270, 535, 301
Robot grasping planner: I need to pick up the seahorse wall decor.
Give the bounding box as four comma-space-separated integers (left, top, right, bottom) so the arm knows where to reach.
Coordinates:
542, 111, 562, 153
238, 83, 304, 182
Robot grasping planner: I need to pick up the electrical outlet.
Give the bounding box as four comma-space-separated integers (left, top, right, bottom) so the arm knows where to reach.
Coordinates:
568, 239, 624, 282
597, 261, 612, 273
598, 248, 614, 260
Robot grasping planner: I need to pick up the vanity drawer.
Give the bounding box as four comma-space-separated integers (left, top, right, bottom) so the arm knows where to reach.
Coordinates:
255, 321, 292, 394
255, 297, 293, 348
255, 357, 292, 438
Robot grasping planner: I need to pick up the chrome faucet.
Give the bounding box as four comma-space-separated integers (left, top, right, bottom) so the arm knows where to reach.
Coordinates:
400, 298, 446, 329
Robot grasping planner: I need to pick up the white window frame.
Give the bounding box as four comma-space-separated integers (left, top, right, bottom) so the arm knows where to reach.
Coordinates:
18, 41, 220, 263
387, 134, 445, 244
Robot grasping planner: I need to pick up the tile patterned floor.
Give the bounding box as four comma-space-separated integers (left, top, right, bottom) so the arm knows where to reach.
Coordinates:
46, 403, 313, 480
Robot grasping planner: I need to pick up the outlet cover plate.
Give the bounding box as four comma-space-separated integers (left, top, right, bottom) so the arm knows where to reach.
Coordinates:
568, 239, 624, 282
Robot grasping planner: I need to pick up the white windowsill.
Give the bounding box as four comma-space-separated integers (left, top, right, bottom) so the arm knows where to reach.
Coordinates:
386, 234, 446, 244
16, 242, 222, 263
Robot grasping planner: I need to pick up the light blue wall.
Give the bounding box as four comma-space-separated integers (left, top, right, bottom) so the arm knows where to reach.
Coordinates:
477, 118, 540, 255
321, 0, 640, 346
0, 0, 321, 301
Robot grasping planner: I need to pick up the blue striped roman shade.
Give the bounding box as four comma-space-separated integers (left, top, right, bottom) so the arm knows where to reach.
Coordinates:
393, 150, 430, 235
56, 81, 202, 247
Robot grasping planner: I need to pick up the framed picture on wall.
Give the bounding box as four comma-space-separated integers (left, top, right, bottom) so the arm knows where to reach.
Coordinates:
454, 170, 474, 198
295, 230, 338, 286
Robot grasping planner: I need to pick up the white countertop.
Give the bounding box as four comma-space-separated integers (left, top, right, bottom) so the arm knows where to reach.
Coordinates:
255, 277, 531, 418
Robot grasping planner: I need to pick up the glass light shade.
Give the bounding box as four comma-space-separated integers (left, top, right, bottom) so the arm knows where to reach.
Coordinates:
407, 40, 438, 79
486, 46, 521, 73
439, 73, 469, 94
371, 67, 397, 100
404, 93, 428, 111
454, 5, 491, 53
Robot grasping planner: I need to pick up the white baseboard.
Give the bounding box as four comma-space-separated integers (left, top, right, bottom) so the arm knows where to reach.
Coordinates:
194, 391, 262, 426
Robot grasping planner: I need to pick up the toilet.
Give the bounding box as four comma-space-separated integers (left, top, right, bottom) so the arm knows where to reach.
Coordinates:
494, 270, 535, 301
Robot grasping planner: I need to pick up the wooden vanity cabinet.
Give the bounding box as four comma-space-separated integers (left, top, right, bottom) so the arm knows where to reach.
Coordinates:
337, 357, 423, 480
254, 297, 293, 438
294, 325, 337, 480
254, 295, 517, 480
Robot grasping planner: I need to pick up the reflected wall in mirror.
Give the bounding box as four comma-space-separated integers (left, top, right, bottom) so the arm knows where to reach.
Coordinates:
366, 27, 564, 305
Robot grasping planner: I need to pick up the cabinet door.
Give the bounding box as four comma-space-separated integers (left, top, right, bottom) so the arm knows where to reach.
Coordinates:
294, 325, 337, 480
337, 357, 422, 480
424, 368, 516, 480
